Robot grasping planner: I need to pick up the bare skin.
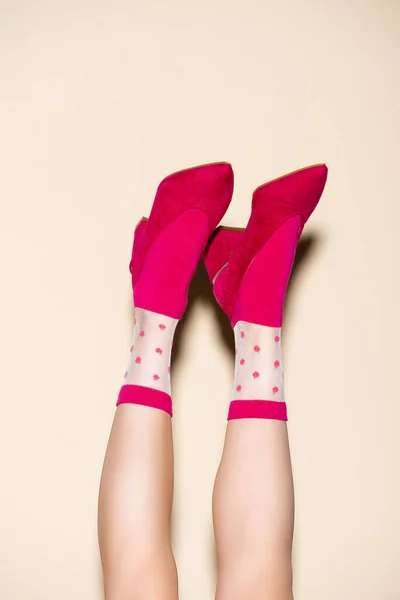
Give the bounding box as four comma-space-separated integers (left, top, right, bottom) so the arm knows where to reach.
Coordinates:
213, 419, 295, 600
98, 393, 294, 600
98, 404, 178, 600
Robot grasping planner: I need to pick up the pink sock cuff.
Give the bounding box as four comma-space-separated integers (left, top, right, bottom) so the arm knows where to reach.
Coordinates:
116, 384, 173, 416
228, 399, 288, 421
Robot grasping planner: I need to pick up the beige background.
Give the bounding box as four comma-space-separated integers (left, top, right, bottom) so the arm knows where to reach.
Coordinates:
1, 1, 399, 599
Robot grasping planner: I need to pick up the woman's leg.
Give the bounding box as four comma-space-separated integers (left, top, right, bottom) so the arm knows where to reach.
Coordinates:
206, 166, 327, 600
213, 419, 294, 600
98, 308, 179, 600
97, 163, 234, 599
213, 321, 295, 600
98, 404, 177, 600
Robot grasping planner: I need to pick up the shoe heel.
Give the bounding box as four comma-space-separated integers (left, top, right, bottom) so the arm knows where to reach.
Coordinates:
204, 226, 243, 282
129, 217, 148, 275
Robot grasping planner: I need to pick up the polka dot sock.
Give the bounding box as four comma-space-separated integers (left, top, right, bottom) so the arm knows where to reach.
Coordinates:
222, 218, 299, 422
229, 321, 287, 421
116, 308, 178, 416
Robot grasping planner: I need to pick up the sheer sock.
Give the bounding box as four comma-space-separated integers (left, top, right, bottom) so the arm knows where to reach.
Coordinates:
117, 308, 178, 416
116, 212, 208, 416
226, 217, 302, 421
229, 321, 287, 421
116, 210, 211, 416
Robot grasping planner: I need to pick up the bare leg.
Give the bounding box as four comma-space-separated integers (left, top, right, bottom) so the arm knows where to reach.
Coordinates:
206, 165, 327, 600
98, 161, 234, 599
213, 419, 294, 600
98, 404, 178, 600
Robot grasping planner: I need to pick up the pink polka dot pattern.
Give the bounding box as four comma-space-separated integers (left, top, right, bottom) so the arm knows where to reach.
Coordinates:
232, 321, 284, 403
122, 308, 178, 396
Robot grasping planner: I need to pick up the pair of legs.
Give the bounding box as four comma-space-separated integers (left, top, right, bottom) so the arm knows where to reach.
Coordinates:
98, 368, 294, 600
98, 162, 328, 599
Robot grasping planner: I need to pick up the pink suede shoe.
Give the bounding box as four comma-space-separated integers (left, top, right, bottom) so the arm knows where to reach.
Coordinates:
130, 162, 234, 319
204, 164, 328, 327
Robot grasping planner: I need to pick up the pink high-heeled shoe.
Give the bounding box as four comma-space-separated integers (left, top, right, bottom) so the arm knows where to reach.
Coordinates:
130, 162, 234, 319
204, 164, 328, 327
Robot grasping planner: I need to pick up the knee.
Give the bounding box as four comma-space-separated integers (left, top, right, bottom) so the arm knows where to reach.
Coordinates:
103, 548, 178, 600
217, 554, 293, 600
